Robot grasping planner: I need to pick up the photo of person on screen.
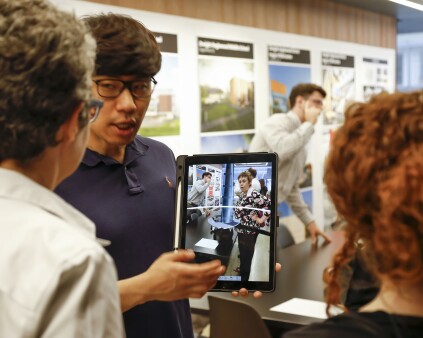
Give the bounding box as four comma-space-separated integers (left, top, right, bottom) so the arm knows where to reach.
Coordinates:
187, 171, 212, 223
234, 171, 270, 281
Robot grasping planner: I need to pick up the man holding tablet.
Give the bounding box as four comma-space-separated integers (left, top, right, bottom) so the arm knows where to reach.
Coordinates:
56, 13, 224, 338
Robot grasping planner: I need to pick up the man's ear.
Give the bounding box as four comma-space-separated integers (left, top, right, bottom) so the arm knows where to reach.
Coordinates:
295, 95, 304, 107
56, 102, 85, 145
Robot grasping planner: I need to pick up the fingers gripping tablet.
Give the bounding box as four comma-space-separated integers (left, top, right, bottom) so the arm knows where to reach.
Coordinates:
174, 153, 278, 292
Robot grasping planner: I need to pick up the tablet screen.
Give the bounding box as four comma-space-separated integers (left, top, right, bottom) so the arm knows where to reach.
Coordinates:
175, 153, 277, 292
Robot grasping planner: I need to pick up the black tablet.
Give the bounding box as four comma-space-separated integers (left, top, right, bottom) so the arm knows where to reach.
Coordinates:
174, 152, 278, 292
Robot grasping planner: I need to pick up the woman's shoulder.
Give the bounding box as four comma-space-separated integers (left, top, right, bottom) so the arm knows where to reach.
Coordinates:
283, 311, 423, 338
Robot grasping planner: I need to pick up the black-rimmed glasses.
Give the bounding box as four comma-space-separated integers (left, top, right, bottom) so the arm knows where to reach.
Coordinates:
85, 99, 103, 123
93, 77, 157, 99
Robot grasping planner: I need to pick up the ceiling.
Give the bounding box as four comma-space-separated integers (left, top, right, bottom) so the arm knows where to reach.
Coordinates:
330, 0, 423, 34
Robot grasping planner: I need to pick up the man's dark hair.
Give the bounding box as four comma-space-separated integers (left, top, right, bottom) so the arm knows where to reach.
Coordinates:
247, 167, 257, 178
289, 83, 326, 108
83, 13, 161, 77
202, 172, 212, 179
0, 0, 95, 162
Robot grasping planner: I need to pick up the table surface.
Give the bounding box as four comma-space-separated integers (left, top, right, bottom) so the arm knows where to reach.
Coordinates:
190, 230, 345, 329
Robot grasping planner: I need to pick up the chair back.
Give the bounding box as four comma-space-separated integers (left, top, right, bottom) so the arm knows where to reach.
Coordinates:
208, 295, 272, 338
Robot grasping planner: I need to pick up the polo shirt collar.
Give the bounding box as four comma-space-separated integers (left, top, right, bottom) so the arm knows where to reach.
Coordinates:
81, 138, 149, 195
82, 138, 149, 167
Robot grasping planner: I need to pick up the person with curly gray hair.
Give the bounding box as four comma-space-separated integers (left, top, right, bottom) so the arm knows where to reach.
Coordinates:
0, 0, 124, 336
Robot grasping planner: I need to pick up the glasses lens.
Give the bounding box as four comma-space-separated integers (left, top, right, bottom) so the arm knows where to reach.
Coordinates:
95, 78, 156, 99
97, 80, 123, 98
131, 79, 155, 98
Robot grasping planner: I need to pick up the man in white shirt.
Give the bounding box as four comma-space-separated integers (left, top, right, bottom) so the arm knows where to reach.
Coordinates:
0, 1, 124, 336
250, 83, 331, 245
187, 171, 213, 221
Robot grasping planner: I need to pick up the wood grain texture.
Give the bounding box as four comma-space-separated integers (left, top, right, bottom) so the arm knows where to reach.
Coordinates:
86, 0, 396, 48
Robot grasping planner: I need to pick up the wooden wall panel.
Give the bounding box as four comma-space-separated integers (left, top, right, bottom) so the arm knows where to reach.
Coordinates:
87, 0, 396, 48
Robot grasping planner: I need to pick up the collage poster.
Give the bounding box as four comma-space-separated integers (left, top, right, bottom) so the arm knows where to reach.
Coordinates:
362, 57, 389, 101
321, 52, 355, 126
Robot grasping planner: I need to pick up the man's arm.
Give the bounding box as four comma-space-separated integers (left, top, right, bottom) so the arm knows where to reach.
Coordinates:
118, 250, 224, 312
192, 179, 209, 194
286, 184, 331, 245
261, 116, 314, 162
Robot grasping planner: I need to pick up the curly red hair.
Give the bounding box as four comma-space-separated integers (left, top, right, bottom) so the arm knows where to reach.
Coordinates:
324, 91, 423, 309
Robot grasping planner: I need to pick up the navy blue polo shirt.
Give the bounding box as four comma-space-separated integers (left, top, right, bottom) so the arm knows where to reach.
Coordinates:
56, 135, 193, 338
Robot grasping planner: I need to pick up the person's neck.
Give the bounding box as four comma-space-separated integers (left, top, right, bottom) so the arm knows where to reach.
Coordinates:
360, 278, 423, 317
87, 137, 126, 164
291, 106, 304, 123
0, 154, 58, 190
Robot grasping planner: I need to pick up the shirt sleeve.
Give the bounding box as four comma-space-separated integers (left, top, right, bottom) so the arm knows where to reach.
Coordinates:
262, 117, 314, 162
285, 183, 314, 226
193, 180, 209, 194
37, 250, 124, 338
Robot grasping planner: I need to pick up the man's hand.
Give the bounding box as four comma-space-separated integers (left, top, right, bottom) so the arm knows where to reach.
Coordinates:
119, 250, 224, 311
231, 263, 282, 298
304, 101, 322, 125
306, 221, 331, 246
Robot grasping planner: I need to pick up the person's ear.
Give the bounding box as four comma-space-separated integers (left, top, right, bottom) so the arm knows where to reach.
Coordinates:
295, 95, 305, 107
56, 102, 85, 145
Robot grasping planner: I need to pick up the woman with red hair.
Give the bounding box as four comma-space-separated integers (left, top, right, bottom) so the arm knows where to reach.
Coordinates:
285, 91, 423, 337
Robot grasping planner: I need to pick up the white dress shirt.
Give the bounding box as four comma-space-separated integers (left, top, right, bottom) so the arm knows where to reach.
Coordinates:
0, 168, 124, 338
249, 111, 314, 226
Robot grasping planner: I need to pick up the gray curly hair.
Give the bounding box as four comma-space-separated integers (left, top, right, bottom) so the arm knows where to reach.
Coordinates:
0, 0, 96, 162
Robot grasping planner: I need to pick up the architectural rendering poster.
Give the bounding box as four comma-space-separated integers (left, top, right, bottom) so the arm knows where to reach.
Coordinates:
198, 37, 255, 133
362, 57, 389, 101
140, 32, 180, 137
321, 52, 355, 126
200, 133, 254, 154
268, 46, 311, 114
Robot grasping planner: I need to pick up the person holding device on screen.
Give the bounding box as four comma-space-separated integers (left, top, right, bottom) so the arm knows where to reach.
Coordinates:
234, 171, 270, 282
284, 91, 423, 338
0, 1, 124, 336
249, 83, 331, 245
55, 13, 224, 338
187, 171, 212, 223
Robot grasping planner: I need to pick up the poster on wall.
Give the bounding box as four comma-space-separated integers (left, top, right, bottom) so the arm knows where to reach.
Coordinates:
198, 37, 255, 133
139, 32, 180, 137
321, 52, 355, 126
268, 46, 311, 114
201, 133, 254, 154
362, 57, 389, 101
